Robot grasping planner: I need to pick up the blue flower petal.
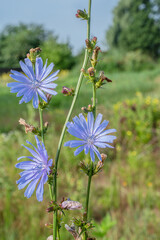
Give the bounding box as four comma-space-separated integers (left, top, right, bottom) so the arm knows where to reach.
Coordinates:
16, 161, 37, 169
24, 176, 41, 199
33, 93, 39, 109
90, 147, 95, 162
36, 173, 48, 202
74, 146, 84, 156
41, 63, 54, 80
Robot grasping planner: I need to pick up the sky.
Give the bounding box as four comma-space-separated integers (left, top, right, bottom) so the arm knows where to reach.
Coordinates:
0, 0, 119, 54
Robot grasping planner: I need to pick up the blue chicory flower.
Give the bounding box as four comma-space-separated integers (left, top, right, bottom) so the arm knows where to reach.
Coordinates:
64, 112, 116, 162
7, 57, 59, 108
16, 135, 52, 201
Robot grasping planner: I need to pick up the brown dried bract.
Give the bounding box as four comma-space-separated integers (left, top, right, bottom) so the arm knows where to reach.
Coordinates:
19, 118, 36, 133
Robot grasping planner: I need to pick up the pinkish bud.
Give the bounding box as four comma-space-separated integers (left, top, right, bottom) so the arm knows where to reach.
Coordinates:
85, 39, 92, 50
101, 153, 107, 162
62, 86, 74, 96
46, 206, 54, 213
92, 37, 97, 43
91, 46, 101, 67
88, 67, 95, 77
88, 104, 92, 111
76, 9, 88, 20
46, 93, 52, 102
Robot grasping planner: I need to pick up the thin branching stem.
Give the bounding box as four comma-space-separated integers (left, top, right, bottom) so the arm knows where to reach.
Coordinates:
52, 1, 92, 239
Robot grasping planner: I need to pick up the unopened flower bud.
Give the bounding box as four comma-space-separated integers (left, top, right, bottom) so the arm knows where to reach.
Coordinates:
46, 206, 54, 213
85, 39, 92, 51
45, 223, 50, 227
88, 104, 92, 111
92, 37, 97, 44
61, 200, 82, 210
62, 86, 74, 96
81, 68, 85, 73
88, 67, 95, 77
44, 122, 49, 128
26, 53, 30, 58
91, 46, 101, 67
76, 9, 88, 20
27, 47, 42, 64
81, 68, 88, 78
46, 93, 52, 102
101, 153, 107, 162
81, 107, 88, 114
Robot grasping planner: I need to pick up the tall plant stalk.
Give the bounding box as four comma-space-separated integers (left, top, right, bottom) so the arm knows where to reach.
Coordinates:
84, 83, 96, 240
52, 1, 92, 239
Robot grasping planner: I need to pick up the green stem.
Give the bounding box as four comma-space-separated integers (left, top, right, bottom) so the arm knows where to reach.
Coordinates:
39, 108, 44, 143
85, 84, 96, 222
39, 107, 53, 200
84, 60, 97, 240
92, 83, 96, 117
85, 162, 93, 218
52, 1, 92, 240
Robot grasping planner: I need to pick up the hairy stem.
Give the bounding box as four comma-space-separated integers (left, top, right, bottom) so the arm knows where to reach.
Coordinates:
52, 1, 92, 239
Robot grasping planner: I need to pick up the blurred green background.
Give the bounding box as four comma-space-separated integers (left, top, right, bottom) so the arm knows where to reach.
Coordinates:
0, 0, 160, 239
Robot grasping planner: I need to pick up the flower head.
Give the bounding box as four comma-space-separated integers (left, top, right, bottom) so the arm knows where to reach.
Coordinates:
64, 112, 116, 162
16, 135, 52, 201
7, 57, 59, 108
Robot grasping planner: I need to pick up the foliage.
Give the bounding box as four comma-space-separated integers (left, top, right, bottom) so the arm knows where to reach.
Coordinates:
93, 214, 116, 239
114, 92, 160, 148
0, 24, 75, 69
97, 50, 156, 72
106, 0, 160, 57
0, 24, 48, 68
40, 36, 75, 70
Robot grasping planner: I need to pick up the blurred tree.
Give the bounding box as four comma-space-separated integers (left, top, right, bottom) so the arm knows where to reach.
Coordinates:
0, 23, 49, 67
106, 0, 160, 57
0, 23, 75, 69
40, 36, 75, 70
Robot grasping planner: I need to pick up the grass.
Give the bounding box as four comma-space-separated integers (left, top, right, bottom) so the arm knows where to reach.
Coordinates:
0, 64, 160, 240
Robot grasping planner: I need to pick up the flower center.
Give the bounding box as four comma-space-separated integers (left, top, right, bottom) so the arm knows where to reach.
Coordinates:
87, 136, 94, 145
32, 78, 41, 88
